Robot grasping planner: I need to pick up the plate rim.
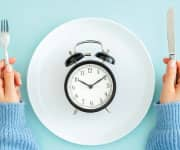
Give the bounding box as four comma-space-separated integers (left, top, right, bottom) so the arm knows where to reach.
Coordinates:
27, 17, 155, 145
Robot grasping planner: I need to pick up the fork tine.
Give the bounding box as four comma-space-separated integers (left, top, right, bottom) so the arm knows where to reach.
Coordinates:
5, 20, 7, 32
6, 20, 9, 32
0, 19, 9, 32
0, 20, 2, 32
3, 19, 5, 32
3, 19, 4, 32
4, 19, 6, 32
1, 20, 3, 32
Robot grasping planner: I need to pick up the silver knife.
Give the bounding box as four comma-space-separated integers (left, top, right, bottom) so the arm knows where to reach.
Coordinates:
167, 7, 176, 60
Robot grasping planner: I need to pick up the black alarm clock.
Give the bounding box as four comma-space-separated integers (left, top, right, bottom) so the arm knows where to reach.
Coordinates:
64, 40, 116, 113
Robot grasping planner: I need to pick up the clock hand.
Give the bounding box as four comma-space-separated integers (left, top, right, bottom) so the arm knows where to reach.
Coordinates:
78, 79, 91, 88
91, 75, 107, 88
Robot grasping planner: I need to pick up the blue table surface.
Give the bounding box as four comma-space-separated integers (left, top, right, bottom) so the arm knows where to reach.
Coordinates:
0, 0, 179, 149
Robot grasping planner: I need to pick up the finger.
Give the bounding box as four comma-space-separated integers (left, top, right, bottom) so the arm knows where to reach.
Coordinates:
162, 74, 166, 83
176, 61, 180, 75
164, 60, 177, 88
0, 78, 4, 97
175, 61, 180, 89
14, 71, 22, 86
8, 58, 16, 64
177, 77, 180, 84
163, 58, 170, 64
3, 65, 16, 96
16, 87, 21, 98
0, 58, 16, 69
0, 58, 16, 78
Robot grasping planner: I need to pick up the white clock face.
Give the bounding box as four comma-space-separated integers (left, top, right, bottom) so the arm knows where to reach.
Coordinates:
65, 62, 115, 111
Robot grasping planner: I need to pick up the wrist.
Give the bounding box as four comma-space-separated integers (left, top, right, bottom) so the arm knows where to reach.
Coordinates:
0, 97, 21, 103
155, 101, 180, 129
0, 102, 25, 127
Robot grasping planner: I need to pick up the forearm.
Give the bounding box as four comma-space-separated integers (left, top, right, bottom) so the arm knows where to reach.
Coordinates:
146, 102, 180, 150
0, 102, 39, 150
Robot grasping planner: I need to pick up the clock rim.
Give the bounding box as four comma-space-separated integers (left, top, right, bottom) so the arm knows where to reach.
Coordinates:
64, 60, 116, 113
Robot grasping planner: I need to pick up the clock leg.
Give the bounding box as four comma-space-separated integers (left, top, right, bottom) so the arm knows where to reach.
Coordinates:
73, 109, 78, 115
105, 108, 111, 113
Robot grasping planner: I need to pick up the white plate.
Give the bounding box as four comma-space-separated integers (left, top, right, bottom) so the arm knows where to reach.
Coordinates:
27, 18, 155, 145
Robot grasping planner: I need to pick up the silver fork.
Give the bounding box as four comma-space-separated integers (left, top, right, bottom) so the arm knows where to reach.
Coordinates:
0, 19, 10, 65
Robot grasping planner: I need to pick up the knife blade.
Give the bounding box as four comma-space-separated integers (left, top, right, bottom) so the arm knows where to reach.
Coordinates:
167, 7, 176, 60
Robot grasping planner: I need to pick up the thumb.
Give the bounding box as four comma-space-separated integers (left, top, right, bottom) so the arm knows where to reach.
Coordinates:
3, 65, 15, 96
164, 60, 177, 88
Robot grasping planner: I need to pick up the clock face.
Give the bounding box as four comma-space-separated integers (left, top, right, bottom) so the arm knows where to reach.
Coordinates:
65, 61, 116, 112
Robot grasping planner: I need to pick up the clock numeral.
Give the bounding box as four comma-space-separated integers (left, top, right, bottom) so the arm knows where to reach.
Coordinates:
71, 85, 76, 90
90, 101, 94, 106
75, 94, 78, 98
105, 92, 108, 97
100, 98, 104, 104
106, 83, 111, 88
104, 76, 107, 80
80, 71, 84, 76
74, 77, 79, 82
82, 99, 85, 104
97, 69, 100, 74
88, 68, 92, 73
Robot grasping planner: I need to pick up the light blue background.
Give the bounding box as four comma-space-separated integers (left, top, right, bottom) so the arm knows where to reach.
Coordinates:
0, 0, 179, 149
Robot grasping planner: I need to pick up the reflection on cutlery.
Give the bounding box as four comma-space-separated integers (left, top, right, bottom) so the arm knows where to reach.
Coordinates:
167, 7, 175, 60
0, 19, 10, 65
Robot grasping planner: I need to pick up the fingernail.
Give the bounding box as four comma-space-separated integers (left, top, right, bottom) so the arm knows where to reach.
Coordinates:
5, 65, 13, 72
19, 79, 22, 85
169, 60, 176, 68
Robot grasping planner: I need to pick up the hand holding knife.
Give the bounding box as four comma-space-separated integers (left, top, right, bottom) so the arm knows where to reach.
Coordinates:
167, 7, 178, 83
160, 7, 180, 104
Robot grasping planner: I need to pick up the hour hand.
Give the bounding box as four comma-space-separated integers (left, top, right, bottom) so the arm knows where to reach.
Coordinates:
78, 79, 91, 88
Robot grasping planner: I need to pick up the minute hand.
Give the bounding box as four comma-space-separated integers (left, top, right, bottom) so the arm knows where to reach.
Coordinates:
91, 75, 107, 88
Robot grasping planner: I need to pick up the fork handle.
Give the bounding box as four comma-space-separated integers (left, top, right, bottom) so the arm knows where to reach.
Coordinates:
4, 49, 9, 65
169, 53, 176, 60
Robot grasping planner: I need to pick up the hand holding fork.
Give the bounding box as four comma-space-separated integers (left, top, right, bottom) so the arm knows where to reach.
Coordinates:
0, 19, 22, 102
0, 19, 10, 65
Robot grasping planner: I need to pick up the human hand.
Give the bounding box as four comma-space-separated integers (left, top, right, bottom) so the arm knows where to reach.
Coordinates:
0, 58, 22, 103
160, 58, 180, 104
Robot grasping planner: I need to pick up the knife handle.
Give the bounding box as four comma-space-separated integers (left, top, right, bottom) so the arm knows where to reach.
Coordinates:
169, 54, 176, 60
169, 54, 178, 84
